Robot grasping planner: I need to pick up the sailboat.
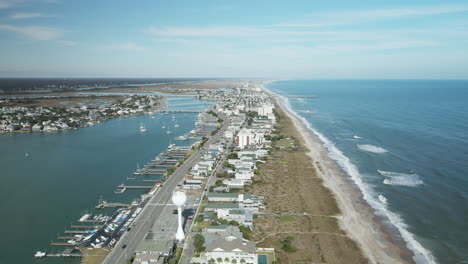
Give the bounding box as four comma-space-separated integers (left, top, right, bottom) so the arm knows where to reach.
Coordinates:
172, 114, 176, 121
139, 124, 146, 132
34, 251, 46, 258
166, 129, 172, 134
133, 163, 142, 175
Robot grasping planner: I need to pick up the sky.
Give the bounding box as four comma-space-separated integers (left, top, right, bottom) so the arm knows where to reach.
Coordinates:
0, 0, 467, 79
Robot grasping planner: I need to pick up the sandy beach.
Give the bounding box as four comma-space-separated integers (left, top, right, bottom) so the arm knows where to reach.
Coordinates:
269, 92, 415, 263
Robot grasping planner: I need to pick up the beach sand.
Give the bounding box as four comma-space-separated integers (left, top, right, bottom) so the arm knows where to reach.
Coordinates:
251, 92, 414, 263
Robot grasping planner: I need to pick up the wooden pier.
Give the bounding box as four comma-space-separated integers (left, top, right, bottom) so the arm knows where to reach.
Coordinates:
142, 180, 162, 183
50, 242, 75, 246
64, 230, 89, 234
57, 236, 75, 240
70, 225, 101, 229
96, 199, 131, 209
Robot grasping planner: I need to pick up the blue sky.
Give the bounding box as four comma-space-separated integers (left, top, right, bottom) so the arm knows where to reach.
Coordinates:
0, 0, 467, 78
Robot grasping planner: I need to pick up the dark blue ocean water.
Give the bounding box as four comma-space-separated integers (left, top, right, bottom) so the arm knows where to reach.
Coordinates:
266, 80, 468, 264
0, 96, 212, 264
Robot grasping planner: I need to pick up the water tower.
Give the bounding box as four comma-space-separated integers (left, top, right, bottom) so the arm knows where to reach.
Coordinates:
172, 191, 187, 241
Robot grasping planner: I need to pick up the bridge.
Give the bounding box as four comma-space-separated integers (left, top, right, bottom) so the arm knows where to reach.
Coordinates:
154, 110, 202, 113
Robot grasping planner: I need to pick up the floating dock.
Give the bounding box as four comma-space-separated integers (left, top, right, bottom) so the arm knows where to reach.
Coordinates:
95, 199, 131, 209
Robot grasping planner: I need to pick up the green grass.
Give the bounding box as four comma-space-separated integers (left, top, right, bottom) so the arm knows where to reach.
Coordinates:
275, 138, 295, 149
192, 220, 210, 232
279, 215, 295, 222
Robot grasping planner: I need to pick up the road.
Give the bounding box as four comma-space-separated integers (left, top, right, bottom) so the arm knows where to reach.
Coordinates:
178, 142, 233, 264
102, 112, 230, 264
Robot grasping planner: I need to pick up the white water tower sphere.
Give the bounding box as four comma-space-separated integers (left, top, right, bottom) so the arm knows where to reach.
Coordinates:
172, 191, 187, 241
172, 191, 187, 206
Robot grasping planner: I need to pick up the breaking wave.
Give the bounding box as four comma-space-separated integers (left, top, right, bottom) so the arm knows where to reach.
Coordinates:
379, 170, 424, 187
262, 83, 437, 264
358, 144, 388, 154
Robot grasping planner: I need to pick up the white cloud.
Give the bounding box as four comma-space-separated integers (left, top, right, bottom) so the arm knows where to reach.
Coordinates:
106, 42, 144, 51
144, 26, 276, 37
11, 12, 47, 19
0, 24, 64, 40
285, 5, 468, 28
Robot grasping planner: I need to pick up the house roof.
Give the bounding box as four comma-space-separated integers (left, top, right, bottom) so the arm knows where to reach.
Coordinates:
205, 203, 239, 209
206, 237, 256, 254
207, 192, 238, 198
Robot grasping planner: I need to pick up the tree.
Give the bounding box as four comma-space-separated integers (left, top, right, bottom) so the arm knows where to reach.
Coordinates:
231, 259, 237, 264
240, 260, 246, 264
239, 225, 251, 239
208, 259, 216, 264
224, 257, 229, 262
217, 257, 223, 263
280, 236, 297, 253
193, 234, 205, 253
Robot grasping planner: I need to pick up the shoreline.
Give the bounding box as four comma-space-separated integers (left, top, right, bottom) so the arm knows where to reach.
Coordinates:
266, 89, 415, 263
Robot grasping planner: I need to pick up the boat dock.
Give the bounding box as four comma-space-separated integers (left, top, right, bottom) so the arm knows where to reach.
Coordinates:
96, 199, 131, 209
64, 230, 89, 234
45, 248, 82, 257
70, 225, 101, 229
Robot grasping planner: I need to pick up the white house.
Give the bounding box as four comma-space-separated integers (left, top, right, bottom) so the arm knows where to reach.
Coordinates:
216, 209, 253, 227
223, 179, 244, 189
204, 236, 257, 264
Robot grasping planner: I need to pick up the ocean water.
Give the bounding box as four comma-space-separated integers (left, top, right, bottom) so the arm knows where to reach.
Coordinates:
0, 96, 211, 264
266, 80, 468, 264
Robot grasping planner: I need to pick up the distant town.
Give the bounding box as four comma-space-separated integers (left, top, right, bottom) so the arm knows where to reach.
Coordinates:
0, 95, 164, 132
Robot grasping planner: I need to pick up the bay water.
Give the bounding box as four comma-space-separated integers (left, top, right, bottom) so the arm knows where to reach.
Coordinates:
0, 95, 211, 264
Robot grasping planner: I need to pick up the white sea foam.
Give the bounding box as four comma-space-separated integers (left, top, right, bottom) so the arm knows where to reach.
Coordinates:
353, 135, 362, 139
379, 170, 424, 187
358, 144, 389, 154
378, 195, 388, 205
262, 84, 437, 264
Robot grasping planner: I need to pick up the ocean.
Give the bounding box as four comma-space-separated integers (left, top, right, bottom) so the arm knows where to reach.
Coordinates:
0, 96, 212, 264
266, 80, 468, 264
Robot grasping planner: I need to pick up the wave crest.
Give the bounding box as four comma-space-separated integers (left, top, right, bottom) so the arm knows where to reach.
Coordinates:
379, 170, 424, 187
358, 144, 388, 153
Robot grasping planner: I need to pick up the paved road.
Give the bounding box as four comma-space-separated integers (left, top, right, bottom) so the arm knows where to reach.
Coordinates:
179, 144, 233, 264
102, 113, 230, 264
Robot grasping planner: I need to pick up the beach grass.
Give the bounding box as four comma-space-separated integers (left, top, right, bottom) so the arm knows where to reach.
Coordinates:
250, 102, 369, 264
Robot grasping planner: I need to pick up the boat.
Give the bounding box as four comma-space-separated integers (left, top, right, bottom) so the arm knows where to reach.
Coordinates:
79, 213, 91, 222
133, 163, 142, 175
34, 251, 46, 258
162, 125, 166, 129
115, 184, 126, 193
172, 114, 176, 120
166, 130, 171, 134
139, 124, 146, 132
151, 116, 155, 119
174, 123, 180, 128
